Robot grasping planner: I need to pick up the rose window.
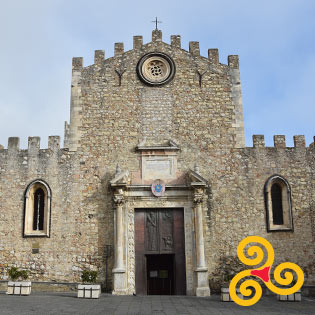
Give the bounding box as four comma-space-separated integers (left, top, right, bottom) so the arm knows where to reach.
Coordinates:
137, 53, 176, 86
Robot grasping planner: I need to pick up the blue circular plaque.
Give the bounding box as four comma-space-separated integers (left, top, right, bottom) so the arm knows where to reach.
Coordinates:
151, 179, 165, 197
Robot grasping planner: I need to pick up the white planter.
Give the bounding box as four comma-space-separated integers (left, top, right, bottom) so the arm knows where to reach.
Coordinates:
277, 289, 301, 302
77, 284, 101, 299
221, 286, 242, 302
7, 281, 31, 295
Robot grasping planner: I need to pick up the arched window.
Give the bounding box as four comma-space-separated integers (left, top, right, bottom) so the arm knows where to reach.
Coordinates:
264, 175, 293, 232
33, 188, 45, 231
271, 183, 284, 225
24, 180, 51, 237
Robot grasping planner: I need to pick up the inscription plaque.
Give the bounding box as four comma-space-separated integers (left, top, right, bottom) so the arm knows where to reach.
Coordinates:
142, 157, 174, 180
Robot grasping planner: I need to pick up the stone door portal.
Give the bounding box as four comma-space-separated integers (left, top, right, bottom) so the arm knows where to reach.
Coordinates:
135, 208, 186, 295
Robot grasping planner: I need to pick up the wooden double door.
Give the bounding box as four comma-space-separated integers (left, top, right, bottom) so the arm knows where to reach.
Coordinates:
135, 208, 186, 295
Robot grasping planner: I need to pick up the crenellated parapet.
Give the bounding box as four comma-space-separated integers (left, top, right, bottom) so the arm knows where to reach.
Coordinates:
189, 41, 200, 57
251, 135, 310, 149
71, 30, 240, 70
2, 136, 62, 152
133, 36, 143, 49
72, 57, 83, 71
114, 42, 124, 56
208, 49, 219, 65
0, 136, 74, 169
7, 137, 20, 154
94, 50, 105, 66
170, 35, 181, 48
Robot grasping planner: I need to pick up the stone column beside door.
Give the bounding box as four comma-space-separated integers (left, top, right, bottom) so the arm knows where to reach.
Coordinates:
193, 189, 211, 296
112, 189, 127, 294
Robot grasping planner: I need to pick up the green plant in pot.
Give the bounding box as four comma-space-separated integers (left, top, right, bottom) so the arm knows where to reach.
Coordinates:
81, 270, 97, 284
209, 255, 245, 301
7, 267, 31, 295
77, 270, 101, 299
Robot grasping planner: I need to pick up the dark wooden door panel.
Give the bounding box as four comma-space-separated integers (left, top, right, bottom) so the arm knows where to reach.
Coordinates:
159, 210, 174, 253
145, 211, 159, 252
135, 208, 186, 295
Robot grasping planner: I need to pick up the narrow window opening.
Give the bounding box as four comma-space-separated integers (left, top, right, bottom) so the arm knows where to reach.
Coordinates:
271, 183, 284, 225
264, 175, 293, 232
33, 188, 45, 231
24, 180, 51, 237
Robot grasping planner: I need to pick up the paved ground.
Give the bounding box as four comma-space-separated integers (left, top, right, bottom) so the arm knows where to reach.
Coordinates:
0, 292, 314, 315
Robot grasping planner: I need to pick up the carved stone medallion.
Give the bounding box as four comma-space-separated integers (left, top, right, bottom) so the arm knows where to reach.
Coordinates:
137, 52, 176, 86
151, 179, 166, 197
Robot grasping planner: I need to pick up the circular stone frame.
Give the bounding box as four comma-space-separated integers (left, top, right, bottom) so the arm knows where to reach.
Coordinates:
136, 52, 176, 86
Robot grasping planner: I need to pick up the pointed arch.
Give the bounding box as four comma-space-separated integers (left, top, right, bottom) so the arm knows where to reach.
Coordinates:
24, 179, 51, 237
264, 175, 293, 232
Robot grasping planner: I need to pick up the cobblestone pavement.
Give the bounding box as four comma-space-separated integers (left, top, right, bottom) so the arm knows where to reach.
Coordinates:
0, 292, 314, 315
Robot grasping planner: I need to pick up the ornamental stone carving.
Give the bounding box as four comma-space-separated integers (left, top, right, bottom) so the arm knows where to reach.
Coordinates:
194, 194, 204, 204
137, 52, 176, 86
114, 195, 124, 205
113, 189, 125, 205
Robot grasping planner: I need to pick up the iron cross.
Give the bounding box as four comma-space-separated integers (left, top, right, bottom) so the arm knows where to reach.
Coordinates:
151, 17, 162, 30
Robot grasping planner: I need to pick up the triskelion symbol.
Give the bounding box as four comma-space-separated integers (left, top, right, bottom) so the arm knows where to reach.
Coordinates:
229, 236, 304, 306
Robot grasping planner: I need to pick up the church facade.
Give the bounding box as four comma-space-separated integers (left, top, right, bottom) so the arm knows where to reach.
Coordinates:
0, 29, 314, 296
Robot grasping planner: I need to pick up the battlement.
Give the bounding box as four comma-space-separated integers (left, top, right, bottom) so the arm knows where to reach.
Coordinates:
251, 135, 311, 148
72, 30, 239, 70
1, 136, 62, 152
3, 135, 312, 152
0, 135, 76, 176
0, 135, 75, 176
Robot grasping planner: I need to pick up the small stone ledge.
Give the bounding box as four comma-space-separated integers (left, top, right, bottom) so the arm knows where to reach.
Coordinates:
77, 284, 101, 299
277, 289, 301, 302
136, 140, 180, 152
221, 287, 242, 302
301, 285, 315, 297
0, 280, 78, 292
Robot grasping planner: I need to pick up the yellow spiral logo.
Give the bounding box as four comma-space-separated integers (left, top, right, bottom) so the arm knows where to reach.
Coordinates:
229, 236, 304, 306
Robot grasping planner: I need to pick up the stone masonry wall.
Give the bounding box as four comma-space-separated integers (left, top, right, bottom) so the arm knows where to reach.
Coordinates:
67, 31, 245, 289
0, 137, 108, 284
204, 138, 315, 290
0, 30, 314, 292
72, 31, 314, 288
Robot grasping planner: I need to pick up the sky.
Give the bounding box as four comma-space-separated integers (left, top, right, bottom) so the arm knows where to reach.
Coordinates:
0, 0, 314, 148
